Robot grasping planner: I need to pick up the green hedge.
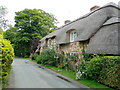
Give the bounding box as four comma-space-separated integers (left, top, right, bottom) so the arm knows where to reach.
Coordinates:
98, 57, 120, 89
0, 33, 14, 87
80, 56, 120, 89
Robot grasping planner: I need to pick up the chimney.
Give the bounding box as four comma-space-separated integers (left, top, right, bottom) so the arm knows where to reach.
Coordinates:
64, 20, 71, 24
90, 5, 100, 11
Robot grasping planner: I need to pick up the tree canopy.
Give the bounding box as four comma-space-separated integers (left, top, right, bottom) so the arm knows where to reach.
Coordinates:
0, 6, 8, 29
5, 8, 58, 57
15, 8, 57, 38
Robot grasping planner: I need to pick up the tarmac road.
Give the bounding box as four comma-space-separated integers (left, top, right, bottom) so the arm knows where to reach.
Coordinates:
9, 58, 88, 88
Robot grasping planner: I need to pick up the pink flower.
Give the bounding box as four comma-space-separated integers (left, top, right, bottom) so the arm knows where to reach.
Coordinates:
76, 52, 82, 54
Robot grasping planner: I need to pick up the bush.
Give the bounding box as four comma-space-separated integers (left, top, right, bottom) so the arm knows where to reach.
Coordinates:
31, 53, 38, 60
0, 34, 14, 87
98, 56, 120, 89
36, 48, 57, 66
82, 56, 106, 80
79, 55, 120, 89
36, 54, 44, 64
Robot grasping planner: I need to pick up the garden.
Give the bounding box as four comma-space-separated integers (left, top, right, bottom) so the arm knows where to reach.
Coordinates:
31, 48, 120, 89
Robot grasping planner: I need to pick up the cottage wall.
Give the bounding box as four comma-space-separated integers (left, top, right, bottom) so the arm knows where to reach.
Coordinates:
48, 38, 56, 49
59, 41, 89, 54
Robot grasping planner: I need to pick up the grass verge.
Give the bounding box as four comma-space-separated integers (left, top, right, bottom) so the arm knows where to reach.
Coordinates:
41, 65, 113, 89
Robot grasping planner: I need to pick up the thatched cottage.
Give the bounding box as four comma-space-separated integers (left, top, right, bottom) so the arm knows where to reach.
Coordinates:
36, 2, 120, 56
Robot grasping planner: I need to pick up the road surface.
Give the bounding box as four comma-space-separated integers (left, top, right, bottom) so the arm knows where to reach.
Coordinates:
9, 58, 86, 88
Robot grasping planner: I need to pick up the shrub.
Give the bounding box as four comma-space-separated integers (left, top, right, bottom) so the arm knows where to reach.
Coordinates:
42, 48, 56, 66
82, 56, 106, 80
79, 55, 120, 89
36, 48, 57, 66
98, 56, 120, 89
31, 53, 38, 60
0, 34, 14, 87
36, 54, 44, 64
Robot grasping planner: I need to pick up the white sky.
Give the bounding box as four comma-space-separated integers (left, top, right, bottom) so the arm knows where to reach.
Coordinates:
1, 0, 119, 27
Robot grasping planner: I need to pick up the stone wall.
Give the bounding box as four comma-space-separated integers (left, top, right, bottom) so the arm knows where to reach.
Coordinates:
38, 38, 89, 56
59, 41, 89, 54
48, 38, 56, 49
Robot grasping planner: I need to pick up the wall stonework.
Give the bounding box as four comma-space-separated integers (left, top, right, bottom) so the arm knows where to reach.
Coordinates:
48, 38, 56, 49
38, 38, 89, 55
59, 41, 89, 54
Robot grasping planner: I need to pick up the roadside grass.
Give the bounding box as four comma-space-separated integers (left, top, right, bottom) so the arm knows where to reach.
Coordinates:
41, 65, 113, 89
16, 57, 114, 89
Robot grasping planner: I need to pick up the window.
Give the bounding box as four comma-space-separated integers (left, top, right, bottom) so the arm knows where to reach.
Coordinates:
70, 52, 76, 56
70, 31, 77, 42
48, 39, 51, 47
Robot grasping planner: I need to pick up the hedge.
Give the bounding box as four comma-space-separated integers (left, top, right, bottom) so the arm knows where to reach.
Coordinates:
80, 56, 120, 89
98, 57, 120, 89
0, 33, 14, 87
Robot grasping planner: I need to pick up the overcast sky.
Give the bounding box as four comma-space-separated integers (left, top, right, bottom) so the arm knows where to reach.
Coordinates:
1, 0, 119, 27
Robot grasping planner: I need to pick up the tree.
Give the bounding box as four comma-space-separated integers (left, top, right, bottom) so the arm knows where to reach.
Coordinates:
0, 6, 9, 29
6, 8, 58, 57
0, 7, 14, 87
15, 8, 57, 38
4, 26, 18, 43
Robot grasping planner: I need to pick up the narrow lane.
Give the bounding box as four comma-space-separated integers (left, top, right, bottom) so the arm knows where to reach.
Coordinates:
9, 58, 81, 88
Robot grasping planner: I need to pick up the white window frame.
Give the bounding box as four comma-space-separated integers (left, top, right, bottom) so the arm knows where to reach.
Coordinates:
70, 31, 77, 42
70, 52, 76, 56
48, 39, 51, 47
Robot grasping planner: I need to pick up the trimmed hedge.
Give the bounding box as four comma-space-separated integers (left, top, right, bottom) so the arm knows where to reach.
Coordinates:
98, 57, 120, 89
80, 56, 120, 89
0, 33, 14, 87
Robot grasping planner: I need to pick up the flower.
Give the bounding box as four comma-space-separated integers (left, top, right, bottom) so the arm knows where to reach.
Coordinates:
82, 55, 84, 58
76, 52, 82, 54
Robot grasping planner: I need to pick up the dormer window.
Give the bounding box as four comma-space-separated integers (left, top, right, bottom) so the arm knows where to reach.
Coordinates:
70, 31, 77, 42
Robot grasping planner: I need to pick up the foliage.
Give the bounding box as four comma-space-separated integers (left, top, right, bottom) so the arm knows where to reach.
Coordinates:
59, 54, 69, 69
82, 50, 93, 61
4, 26, 18, 44
0, 6, 9, 29
15, 8, 57, 38
36, 48, 57, 66
69, 54, 79, 61
98, 56, 120, 89
5, 8, 57, 57
82, 56, 105, 79
79, 55, 120, 89
31, 53, 38, 60
36, 54, 45, 64
39, 64, 112, 89
0, 32, 14, 87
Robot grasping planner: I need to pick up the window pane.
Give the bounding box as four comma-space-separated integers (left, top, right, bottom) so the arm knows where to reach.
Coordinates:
70, 31, 77, 42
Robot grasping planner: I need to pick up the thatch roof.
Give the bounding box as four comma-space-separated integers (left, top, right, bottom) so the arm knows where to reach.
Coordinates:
40, 29, 61, 46
56, 2, 119, 44
40, 2, 120, 55
103, 17, 120, 25
86, 23, 120, 55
